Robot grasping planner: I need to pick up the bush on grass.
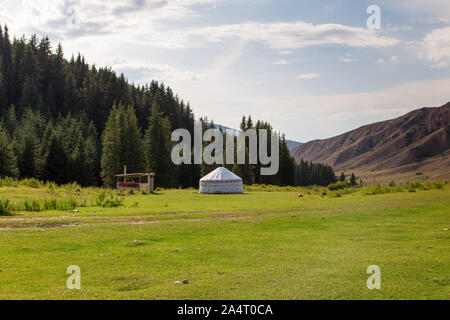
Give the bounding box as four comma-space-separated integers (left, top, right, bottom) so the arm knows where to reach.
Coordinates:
328, 181, 348, 191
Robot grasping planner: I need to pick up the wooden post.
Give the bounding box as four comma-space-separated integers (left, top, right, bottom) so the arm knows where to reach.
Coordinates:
147, 174, 154, 193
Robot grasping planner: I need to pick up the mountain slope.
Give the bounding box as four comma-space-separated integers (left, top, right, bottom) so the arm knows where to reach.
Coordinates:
286, 140, 302, 151
291, 102, 450, 174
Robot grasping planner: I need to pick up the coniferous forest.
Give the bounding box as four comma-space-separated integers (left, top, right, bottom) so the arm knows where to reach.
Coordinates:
0, 26, 336, 188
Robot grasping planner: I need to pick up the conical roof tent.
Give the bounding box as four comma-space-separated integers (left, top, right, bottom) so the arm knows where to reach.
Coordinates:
200, 167, 242, 183
200, 167, 243, 194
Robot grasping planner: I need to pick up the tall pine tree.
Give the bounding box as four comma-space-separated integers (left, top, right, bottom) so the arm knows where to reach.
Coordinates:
101, 103, 144, 187
144, 100, 173, 188
0, 124, 18, 177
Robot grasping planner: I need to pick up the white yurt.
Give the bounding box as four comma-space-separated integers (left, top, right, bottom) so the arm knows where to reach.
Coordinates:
200, 167, 243, 194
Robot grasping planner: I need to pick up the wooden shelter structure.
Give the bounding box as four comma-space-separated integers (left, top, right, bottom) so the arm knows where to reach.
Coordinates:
115, 166, 155, 193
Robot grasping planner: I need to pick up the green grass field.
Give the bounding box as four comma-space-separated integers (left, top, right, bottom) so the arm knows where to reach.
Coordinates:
0, 183, 449, 300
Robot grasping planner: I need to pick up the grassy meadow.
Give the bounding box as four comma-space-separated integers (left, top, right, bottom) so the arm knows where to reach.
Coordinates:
0, 179, 449, 299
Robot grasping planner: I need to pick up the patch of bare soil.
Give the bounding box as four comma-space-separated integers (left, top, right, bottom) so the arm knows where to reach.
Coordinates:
0, 213, 255, 231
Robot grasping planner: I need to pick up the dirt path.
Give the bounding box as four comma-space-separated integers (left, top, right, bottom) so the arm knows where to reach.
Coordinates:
0, 213, 256, 231
0, 207, 295, 223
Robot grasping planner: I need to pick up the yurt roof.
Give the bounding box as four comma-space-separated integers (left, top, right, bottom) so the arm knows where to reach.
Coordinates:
200, 167, 242, 182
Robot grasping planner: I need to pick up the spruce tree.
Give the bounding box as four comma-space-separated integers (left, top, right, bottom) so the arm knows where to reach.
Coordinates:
43, 134, 68, 184
3, 105, 17, 135
100, 103, 144, 187
239, 116, 246, 131
83, 135, 99, 186
0, 125, 18, 177
100, 105, 121, 187
0, 60, 7, 110
63, 71, 79, 114
350, 173, 357, 186
20, 76, 41, 109
277, 135, 295, 186
16, 132, 41, 178
2, 26, 14, 107
122, 105, 144, 173
15, 110, 42, 178
144, 100, 173, 188
246, 115, 254, 130
71, 140, 96, 186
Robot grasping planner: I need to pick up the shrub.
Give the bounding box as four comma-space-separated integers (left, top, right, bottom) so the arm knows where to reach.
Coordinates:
328, 190, 343, 198
78, 200, 88, 207
64, 182, 81, 191
9, 198, 80, 212
130, 201, 140, 208
95, 191, 123, 208
46, 182, 57, 191
96, 191, 107, 206
20, 178, 43, 188
433, 182, 444, 189
0, 177, 18, 187
328, 181, 348, 191
101, 196, 123, 208
361, 184, 392, 195
23, 199, 41, 211
408, 183, 417, 193
411, 181, 423, 189
0, 199, 13, 216
43, 199, 57, 210
57, 199, 77, 210
354, 180, 445, 196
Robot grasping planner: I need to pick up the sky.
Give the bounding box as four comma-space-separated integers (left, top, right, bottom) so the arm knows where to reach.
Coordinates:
1, 0, 449, 142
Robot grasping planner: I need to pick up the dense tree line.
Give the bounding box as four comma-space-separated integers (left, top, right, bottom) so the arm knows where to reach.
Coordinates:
0, 106, 98, 185
0, 27, 335, 188
295, 159, 337, 187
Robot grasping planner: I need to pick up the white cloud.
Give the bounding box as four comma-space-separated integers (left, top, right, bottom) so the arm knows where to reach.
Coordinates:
339, 57, 357, 63
112, 60, 208, 84
206, 38, 247, 79
0, 4, 9, 22
296, 73, 320, 80
187, 21, 399, 51
5, 0, 226, 40
420, 26, 450, 68
279, 50, 294, 55
6, 0, 400, 56
273, 59, 288, 65
377, 58, 384, 63
384, 24, 412, 32
391, 56, 399, 64
273, 59, 294, 65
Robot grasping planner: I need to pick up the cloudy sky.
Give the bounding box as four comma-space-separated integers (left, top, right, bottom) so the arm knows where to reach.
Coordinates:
1, 0, 450, 142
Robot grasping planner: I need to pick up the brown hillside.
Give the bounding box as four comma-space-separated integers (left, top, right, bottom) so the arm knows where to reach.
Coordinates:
292, 102, 450, 176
